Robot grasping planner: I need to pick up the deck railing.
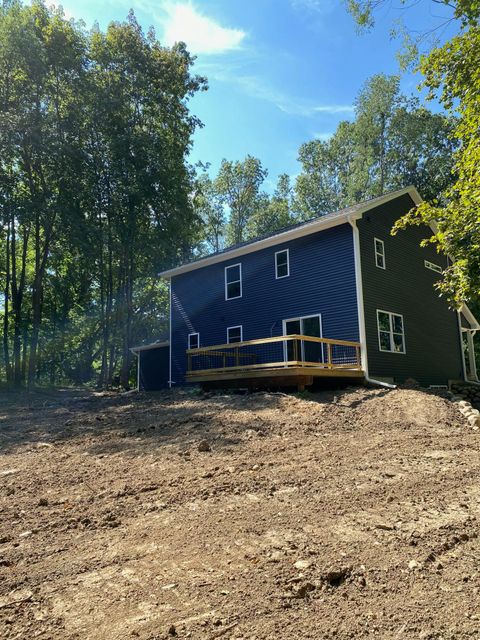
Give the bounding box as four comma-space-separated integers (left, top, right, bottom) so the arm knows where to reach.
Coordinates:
186, 334, 361, 377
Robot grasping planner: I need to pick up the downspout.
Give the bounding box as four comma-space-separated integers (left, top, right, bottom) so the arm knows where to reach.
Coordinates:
168, 277, 173, 389
348, 216, 396, 389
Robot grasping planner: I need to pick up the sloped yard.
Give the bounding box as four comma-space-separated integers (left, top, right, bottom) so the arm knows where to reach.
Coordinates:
0, 386, 479, 639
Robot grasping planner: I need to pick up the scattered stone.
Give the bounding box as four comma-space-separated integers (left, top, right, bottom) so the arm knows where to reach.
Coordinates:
294, 559, 312, 570
408, 560, 421, 570
197, 440, 211, 452
19, 530, 33, 538
375, 522, 395, 531
0, 469, 20, 477
38, 498, 49, 507
168, 624, 177, 636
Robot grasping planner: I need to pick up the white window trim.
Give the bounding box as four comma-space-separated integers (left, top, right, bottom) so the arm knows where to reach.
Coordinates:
227, 325, 243, 344
374, 238, 386, 270
424, 260, 443, 273
188, 332, 199, 350
225, 263, 242, 300
376, 309, 406, 354
275, 248, 290, 279
282, 314, 323, 362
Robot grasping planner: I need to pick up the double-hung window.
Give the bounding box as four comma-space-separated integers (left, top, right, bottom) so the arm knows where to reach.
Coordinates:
188, 332, 199, 350
377, 310, 406, 354
374, 238, 386, 269
225, 264, 242, 300
275, 249, 289, 279
227, 326, 243, 344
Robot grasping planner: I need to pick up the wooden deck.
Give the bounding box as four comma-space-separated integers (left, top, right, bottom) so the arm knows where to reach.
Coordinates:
186, 334, 364, 389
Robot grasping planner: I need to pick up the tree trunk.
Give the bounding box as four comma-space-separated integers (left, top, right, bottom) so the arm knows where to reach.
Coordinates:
2, 217, 12, 383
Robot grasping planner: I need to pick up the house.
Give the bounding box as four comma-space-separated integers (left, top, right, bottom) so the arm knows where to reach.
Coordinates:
138, 186, 479, 391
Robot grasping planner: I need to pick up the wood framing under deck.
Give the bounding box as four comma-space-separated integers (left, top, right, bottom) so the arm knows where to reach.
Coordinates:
186, 334, 364, 390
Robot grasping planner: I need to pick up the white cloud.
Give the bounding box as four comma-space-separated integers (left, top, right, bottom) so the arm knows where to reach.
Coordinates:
213, 73, 353, 117
313, 105, 354, 114
161, 2, 246, 55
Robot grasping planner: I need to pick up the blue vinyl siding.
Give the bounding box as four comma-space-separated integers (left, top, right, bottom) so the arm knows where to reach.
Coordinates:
170, 223, 359, 385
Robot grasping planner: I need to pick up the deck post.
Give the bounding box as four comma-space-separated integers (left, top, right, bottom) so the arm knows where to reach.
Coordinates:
327, 343, 332, 369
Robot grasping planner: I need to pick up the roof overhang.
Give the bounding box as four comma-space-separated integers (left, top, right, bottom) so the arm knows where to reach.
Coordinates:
160, 186, 422, 278
130, 340, 170, 354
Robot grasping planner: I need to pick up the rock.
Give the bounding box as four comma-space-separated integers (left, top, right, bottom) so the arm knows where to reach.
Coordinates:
197, 440, 211, 452
38, 498, 49, 507
408, 559, 421, 570
467, 415, 480, 427
19, 530, 33, 538
294, 559, 312, 570
168, 624, 177, 636
0, 469, 20, 477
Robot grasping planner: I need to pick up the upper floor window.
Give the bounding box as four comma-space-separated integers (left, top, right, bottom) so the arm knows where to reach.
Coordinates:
275, 249, 290, 279
377, 310, 405, 354
374, 238, 386, 269
188, 332, 199, 350
425, 260, 442, 274
227, 325, 243, 343
225, 264, 242, 300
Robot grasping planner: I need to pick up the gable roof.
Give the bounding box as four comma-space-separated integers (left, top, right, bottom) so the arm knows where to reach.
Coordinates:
159, 186, 422, 278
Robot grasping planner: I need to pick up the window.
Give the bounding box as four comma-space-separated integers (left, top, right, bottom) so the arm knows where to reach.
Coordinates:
377, 310, 406, 354
374, 238, 386, 269
425, 260, 442, 274
225, 264, 242, 300
227, 325, 243, 343
275, 249, 290, 279
188, 333, 199, 349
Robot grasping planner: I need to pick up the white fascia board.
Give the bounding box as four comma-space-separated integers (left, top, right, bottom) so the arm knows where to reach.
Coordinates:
159, 186, 422, 279
130, 341, 170, 353
159, 212, 358, 278
461, 304, 480, 331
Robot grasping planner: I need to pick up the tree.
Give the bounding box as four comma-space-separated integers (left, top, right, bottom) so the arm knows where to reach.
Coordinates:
347, 1, 480, 305
193, 171, 226, 254
214, 156, 268, 245
293, 74, 457, 218
246, 174, 295, 239
0, 2, 206, 388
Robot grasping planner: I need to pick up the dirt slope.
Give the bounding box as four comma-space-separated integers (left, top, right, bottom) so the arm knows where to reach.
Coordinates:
0, 386, 479, 640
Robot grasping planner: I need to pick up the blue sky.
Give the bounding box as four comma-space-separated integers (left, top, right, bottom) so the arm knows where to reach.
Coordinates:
57, 0, 458, 192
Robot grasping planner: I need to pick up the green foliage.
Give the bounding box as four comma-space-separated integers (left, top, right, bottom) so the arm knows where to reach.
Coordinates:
346, 1, 479, 306
294, 74, 457, 217
193, 171, 226, 255
214, 155, 269, 245
246, 174, 296, 240
0, 1, 206, 388
394, 25, 480, 306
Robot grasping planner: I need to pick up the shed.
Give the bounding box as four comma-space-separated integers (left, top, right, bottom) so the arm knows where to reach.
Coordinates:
131, 341, 170, 391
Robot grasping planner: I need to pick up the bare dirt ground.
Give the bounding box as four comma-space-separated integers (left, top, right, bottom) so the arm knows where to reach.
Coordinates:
1, 385, 479, 640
